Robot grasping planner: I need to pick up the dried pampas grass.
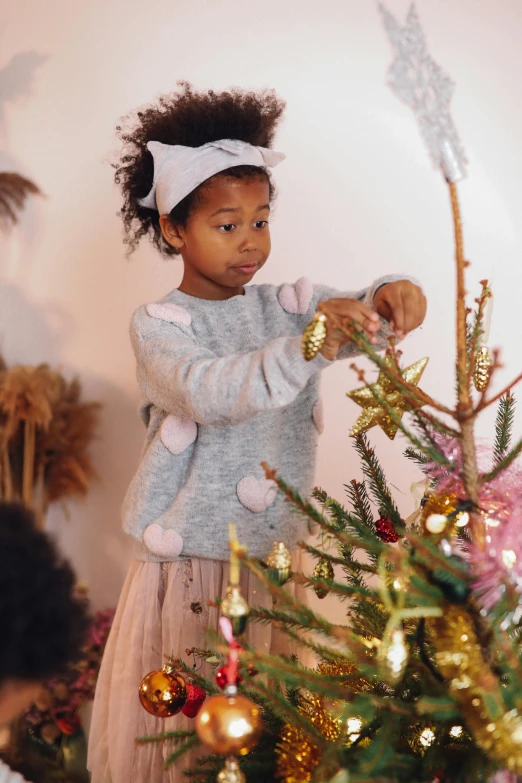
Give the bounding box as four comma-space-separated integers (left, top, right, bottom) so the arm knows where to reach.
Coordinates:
0, 172, 41, 227
0, 356, 100, 527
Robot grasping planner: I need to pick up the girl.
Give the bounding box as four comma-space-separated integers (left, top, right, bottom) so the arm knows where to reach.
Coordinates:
88, 84, 426, 783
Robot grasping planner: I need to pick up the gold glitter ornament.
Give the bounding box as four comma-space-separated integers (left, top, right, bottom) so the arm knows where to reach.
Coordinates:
473, 345, 493, 392
430, 606, 522, 773
302, 312, 327, 361
313, 558, 334, 599
196, 693, 262, 756
276, 693, 341, 783
138, 665, 187, 718
266, 541, 292, 585
276, 661, 368, 783
220, 585, 250, 636
347, 355, 429, 440
216, 757, 246, 783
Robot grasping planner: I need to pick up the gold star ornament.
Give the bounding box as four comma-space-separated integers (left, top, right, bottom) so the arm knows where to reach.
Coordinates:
347, 356, 429, 440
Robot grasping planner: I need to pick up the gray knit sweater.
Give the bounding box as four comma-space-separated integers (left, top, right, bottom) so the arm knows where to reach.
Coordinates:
123, 275, 409, 562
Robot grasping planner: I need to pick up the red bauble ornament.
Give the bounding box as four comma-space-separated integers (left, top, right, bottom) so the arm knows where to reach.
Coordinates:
182, 683, 207, 718
216, 664, 242, 690
375, 516, 400, 543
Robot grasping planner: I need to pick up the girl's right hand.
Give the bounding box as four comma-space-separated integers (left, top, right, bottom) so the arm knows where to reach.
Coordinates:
318, 298, 381, 361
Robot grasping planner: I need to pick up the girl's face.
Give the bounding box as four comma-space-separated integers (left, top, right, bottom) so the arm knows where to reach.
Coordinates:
160, 175, 271, 299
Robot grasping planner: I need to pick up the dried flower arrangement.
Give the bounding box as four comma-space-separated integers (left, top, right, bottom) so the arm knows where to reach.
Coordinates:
0, 355, 101, 527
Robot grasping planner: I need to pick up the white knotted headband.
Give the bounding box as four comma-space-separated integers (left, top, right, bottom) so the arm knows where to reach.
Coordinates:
138, 138, 285, 215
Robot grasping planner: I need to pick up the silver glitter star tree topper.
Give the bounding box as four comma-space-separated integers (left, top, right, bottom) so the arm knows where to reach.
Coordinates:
379, 3, 467, 183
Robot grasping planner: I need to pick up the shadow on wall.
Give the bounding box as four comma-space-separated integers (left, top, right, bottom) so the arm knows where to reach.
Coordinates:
0, 282, 144, 608
0, 51, 48, 140
0, 281, 73, 365
0, 50, 49, 274
46, 371, 143, 609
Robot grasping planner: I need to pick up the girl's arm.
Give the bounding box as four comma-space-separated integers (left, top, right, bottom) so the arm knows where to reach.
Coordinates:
131, 315, 331, 426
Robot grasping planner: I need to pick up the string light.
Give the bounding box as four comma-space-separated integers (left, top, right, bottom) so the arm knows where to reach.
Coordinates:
346, 717, 362, 742
420, 728, 436, 747
450, 726, 463, 738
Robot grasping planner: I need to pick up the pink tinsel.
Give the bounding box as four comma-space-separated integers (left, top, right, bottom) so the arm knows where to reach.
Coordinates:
425, 435, 522, 614
489, 773, 522, 783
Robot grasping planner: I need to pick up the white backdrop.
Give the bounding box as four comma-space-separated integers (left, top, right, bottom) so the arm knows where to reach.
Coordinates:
1, 0, 522, 614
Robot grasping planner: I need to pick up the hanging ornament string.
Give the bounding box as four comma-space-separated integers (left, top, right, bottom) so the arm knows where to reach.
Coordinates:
221, 525, 250, 636
220, 616, 240, 688
376, 553, 443, 684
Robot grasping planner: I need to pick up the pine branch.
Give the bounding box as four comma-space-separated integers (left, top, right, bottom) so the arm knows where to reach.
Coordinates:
345, 479, 376, 532
246, 651, 373, 702
353, 435, 403, 527
281, 625, 363, 672
164, 734, 201, 768
493, 391, 516, 467
481, 434, 522, 483
249, 605, 323, 633
244, 557, 372, 658
293, 571, 377, 602
299, 541, 378, 577
168, 656, 218, 696
415, 408, 460, 439
337, 321, 454, 417
245, 677, 327, 747
406, 533, 469, 580
261, 465, 383, 555
403, 447, 430, 467
320, 491, 384, 554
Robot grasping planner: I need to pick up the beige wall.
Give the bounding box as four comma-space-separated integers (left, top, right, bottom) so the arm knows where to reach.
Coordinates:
1, 0, 522, 611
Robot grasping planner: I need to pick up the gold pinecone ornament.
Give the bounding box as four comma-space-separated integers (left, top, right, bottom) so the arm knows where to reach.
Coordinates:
266, 541, 292, 585
302, 312, 327, 361
312, 558, 334, 599
473, 345, 492, 391
220, 585, 250, 636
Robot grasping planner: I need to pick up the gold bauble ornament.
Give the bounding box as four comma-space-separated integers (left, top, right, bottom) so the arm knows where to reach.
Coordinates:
473, 345, 492, 392
347, 355, 429, 440
266, 541, 292, 585
217, 757, 246, 783
196, 693, 263, 756
312, 558, 334, 599
138, 666, 187, 718
420, 492, 469, 536
221, 585, 250, 636
302, 312, 327, 361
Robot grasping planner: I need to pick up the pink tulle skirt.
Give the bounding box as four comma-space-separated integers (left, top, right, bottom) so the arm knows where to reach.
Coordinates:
88, 556, 298, 783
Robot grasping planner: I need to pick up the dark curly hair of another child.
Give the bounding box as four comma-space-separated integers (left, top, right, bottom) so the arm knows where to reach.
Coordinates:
114, 82, 286, 257
0, 504, 90, 686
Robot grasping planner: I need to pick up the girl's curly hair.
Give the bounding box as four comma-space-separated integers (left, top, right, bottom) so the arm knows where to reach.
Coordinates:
114, 82, 285, 256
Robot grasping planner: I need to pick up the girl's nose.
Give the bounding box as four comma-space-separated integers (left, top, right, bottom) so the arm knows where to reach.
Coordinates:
238, 231, 257, 253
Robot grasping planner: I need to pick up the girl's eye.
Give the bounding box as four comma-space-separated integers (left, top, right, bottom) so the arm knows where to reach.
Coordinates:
254, 220, 268, 229
219, 224, 235, 233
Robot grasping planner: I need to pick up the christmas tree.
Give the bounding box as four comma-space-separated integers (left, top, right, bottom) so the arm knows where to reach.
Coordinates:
137, 6, 522, 782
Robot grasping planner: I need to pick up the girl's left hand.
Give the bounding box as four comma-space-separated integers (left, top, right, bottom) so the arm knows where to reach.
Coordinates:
373, 281, 427, 340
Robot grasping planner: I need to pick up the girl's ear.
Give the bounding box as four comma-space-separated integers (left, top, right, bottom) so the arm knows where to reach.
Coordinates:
159, 214, 185, 250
